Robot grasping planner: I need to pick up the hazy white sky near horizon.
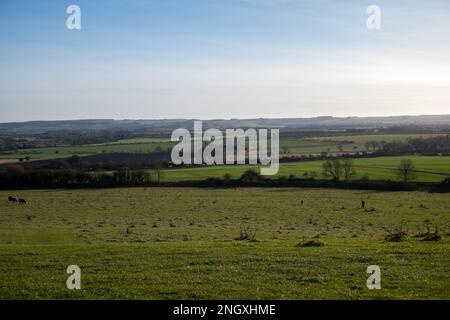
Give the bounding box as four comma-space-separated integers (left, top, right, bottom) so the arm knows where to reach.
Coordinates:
1, 0, 450, 122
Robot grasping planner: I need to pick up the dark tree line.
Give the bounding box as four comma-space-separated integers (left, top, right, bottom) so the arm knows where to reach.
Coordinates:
0, 166, 158, 187
1, 165, 449, 192
370, 135, 450, 155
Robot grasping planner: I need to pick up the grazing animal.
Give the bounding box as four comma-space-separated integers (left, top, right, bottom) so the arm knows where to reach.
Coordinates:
361, 200, 366, 209
8, 196, 18, 202
18, 198, 27, 205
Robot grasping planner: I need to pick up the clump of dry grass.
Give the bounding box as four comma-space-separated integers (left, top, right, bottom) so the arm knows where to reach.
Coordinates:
421, 233, 441, 242
384, 231, 407, 242
385, 221, 408, 242
414, 222, 442, 241
234, 223, 257, 241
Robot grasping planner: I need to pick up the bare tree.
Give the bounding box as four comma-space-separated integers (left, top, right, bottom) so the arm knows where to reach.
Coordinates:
322, 159, 342, 182
342, 158, 356, 181
396, 159, 417, 184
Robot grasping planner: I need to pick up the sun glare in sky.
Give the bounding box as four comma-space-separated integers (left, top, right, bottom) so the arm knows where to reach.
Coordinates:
0, 0, 449, 121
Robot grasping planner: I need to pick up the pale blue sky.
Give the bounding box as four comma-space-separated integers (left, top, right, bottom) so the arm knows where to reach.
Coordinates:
1, 0, 450, 122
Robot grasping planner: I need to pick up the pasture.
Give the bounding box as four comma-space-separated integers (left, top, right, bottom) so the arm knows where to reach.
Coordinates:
161, 156, 450, 183
0, 188, 449, 299
0, 139, 174, 161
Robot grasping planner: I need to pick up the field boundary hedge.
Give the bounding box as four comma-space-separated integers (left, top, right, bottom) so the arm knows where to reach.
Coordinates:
1, 175, 449, 193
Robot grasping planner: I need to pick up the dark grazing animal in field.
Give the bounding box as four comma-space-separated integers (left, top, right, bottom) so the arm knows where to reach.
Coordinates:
18, 198, 27, 204
8, 196, 18, 202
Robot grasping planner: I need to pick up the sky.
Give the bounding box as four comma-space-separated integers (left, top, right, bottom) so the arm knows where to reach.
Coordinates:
0, 0, 450, 122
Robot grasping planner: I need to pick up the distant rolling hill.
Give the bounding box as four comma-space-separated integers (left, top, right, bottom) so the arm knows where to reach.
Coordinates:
1, 115, 450, 134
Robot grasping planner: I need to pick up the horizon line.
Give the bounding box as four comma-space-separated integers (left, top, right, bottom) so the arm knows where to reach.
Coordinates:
2, 114, 450, 125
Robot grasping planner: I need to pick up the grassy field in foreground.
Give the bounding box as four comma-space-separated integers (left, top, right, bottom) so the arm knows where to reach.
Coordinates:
161, 156, 450, 183
0, 188, 449, 299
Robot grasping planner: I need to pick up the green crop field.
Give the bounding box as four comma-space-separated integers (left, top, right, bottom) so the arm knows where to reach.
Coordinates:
0, 141, 175, 160
0, 187, 448, 299
282, 133, 445, 155
160, 156, 450, 183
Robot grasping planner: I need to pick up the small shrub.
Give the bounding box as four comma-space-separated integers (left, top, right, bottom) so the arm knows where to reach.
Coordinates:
384, 231, 407, 242
223, 173, 233, 182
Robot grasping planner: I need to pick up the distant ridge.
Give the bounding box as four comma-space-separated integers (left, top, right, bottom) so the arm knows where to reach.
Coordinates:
1, 115, 449, 133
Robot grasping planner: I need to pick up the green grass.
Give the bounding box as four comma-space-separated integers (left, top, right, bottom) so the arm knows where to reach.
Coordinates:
0, 141, 175, 160
160, 156, 450, 183
0, 188, 449, 299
